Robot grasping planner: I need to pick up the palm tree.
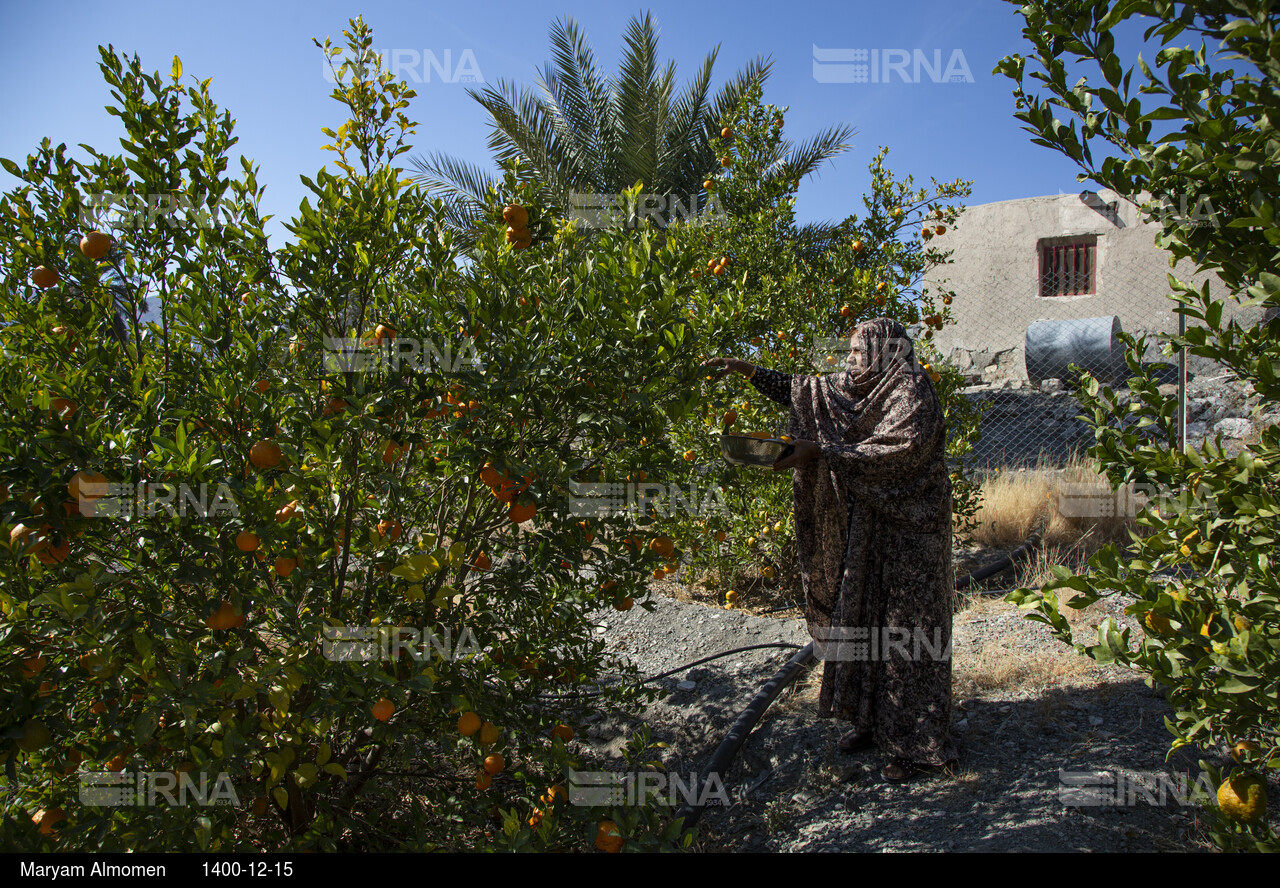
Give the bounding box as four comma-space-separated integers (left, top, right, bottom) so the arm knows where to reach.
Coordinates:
409, 11, 855, 245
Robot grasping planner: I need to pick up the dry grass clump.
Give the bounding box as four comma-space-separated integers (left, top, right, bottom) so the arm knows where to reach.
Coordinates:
960, 453, 1149, 556
953, 642, 1099, 696
952, 596, 1103, 695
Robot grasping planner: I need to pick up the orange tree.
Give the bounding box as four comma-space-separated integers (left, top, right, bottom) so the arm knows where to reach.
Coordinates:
653, 86, 981, 607
997, 0, 1279, 850
0, 19, 709, 852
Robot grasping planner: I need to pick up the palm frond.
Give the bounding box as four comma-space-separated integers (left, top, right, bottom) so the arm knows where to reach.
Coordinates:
777, 123, 858, 182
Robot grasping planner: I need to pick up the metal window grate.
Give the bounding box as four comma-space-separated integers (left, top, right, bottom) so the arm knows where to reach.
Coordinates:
1040, 240, 1096, 297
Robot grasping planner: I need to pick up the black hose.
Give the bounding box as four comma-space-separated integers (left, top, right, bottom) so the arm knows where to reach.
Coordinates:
533, 642, 804, 699
953, 520, 1046, 590
674, 641, 817, 828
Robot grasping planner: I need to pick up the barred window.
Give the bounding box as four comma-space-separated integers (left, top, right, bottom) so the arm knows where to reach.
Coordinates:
1040, 238, 1096, 297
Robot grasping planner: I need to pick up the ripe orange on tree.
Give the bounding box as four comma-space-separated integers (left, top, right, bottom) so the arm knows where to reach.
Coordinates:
614, 596, 634, 612
79, 231, 111, 259
374, 323, 395, 343
650, 536, 675, 558
595, 820, 624, 853
382, 441, 404, 464
502, 204, 529, 228
478, 721, 501, 746
505, 226, 532, 249
492, 473, 532, 504
457, 711, 482, 737
720, 156, 732, 168
471, 551, 492, 571
1218, 773, 1267, 823
851, 239, 863, 252
205, 601, 246, 630
721, 126, 732, 139
483, 753, 505, 775
480, 463, 503, 488
274, 556, 298, 578
508, 500, 537, 524
31, 266, 59, 289
376, 518, 403, 541
475, 770, 492, 790
723, 408, 737, 426
32, 807, 66, 837
372, 698, 395, 722
253, 378, 270, 394
36, 538, 71, 564
1231, 740, 1259, 762
249, 439, 281, 469
703, 179, 713, 190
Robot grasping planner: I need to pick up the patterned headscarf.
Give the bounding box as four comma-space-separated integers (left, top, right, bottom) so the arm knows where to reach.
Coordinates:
785, 317, 951, 637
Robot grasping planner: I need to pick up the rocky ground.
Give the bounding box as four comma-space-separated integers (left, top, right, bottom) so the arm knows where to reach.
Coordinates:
581, 555, 1257, 853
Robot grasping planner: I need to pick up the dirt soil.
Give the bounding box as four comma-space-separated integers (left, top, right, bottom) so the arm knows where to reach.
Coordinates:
580, 546, 1260, 852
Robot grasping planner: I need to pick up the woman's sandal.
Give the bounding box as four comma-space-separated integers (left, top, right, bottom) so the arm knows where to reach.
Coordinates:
837, 729, 873, 753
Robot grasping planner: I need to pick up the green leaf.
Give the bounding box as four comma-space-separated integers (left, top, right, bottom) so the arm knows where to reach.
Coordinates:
134, 710, 159, 744
448, 541, 466, 566
195, 816, 211, 851
172, 56, 183, 81
1217, 677, 1260, 694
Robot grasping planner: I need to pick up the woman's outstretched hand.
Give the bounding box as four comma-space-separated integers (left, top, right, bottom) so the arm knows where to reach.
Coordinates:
701, 356, 754, 382
773, 439, 820, 471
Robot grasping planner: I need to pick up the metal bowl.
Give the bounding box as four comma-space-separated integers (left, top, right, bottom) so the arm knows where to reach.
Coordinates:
720, 434, 795, 468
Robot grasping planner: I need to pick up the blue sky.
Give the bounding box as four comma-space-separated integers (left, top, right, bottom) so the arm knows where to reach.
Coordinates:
1, 0, 1172, 244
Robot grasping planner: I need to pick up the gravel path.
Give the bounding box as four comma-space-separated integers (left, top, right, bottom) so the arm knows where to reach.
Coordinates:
583, 584, 1236, 852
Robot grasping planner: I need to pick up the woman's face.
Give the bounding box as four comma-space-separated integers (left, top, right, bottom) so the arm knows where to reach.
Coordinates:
846, 332, 867, 373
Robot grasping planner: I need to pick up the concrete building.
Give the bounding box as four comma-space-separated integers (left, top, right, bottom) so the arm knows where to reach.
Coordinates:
922, 188, 1262, 386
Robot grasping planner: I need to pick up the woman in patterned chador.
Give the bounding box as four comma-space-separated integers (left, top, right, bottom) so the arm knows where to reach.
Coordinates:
704, 317, 957, 782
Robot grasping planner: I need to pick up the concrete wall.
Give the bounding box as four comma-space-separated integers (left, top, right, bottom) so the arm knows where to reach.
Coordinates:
923, 189, 1263, 384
